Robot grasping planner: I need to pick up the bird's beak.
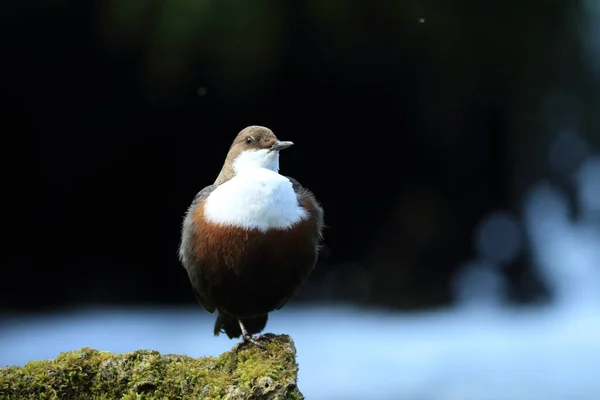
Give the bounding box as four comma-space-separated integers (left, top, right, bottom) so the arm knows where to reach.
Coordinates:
271, 140, 294, 151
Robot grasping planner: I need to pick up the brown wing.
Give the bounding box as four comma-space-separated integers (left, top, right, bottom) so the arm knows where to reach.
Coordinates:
274, 176, 325, 310
178, 184, 218, 313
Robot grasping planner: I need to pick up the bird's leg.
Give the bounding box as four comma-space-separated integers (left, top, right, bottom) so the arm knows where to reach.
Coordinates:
237, 319, 268, 350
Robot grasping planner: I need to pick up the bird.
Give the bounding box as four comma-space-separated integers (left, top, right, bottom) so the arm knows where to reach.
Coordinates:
178, 125, 324, 349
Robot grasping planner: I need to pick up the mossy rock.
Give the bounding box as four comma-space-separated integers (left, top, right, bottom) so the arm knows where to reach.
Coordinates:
0, 333, 303, 400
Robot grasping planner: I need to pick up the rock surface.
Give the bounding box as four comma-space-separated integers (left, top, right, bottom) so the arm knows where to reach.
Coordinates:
0, 333, 303, 400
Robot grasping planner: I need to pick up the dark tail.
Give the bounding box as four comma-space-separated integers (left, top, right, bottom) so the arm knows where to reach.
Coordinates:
213, 312, 268, 339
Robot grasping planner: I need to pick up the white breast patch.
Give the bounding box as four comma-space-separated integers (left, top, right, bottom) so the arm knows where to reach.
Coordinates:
203, 168, 308, 231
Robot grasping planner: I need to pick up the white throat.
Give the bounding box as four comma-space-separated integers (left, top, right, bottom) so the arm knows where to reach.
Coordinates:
203, 150, 308, 231
233, 149, 279, 174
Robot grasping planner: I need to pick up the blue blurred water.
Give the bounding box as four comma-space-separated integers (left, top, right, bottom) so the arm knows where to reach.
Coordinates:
1, 303, 599, 400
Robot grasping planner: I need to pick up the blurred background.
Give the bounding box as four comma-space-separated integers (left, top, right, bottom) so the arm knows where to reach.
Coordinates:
2, 1, 600, 399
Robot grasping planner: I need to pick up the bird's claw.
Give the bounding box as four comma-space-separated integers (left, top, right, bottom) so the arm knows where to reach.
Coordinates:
236, 333, 271, 351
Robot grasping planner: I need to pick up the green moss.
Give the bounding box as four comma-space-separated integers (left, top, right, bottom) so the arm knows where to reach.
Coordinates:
0, 334, 303, 400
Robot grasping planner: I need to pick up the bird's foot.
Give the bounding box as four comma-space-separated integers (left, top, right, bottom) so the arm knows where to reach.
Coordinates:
235, 319, 272, 351
237, 333, 271, 351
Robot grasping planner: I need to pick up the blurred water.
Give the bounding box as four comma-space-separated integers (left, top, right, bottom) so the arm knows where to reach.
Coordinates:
1, 302, 599, 400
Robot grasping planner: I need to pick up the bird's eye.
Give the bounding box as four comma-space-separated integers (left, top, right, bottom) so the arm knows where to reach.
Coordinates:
245, 136, 254, 144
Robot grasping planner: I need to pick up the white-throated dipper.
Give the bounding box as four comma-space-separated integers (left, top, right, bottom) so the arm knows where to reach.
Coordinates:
178, 125, 324, 349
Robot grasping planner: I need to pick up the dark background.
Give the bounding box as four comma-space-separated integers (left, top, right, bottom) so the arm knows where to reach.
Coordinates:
1, 0, 597, 315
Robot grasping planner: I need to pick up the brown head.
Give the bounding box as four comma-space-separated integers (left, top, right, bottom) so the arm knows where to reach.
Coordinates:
214, 126, 294, 185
